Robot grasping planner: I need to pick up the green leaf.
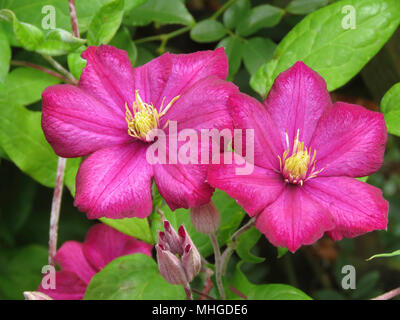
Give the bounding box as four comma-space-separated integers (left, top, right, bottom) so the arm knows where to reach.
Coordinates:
0, 0, 146, 34
351, 271, 380, 299
0, 245, 48, 300
223, 0, 250, 30
124, 0, 194, 26
0, 26, 10, 84
367, 249, 400, 261
151, 189, 245, 257
242, 37, 276, 75
236, 4, 284, 37
84, 254, 185, 299
251, 0, 400, 98
36, 29, 86, 56
356, 176, 369, 182
217, 36, 243, 81
110, 27, 137, 65
190, 20, 227, 43
236, 227, 264, 263
67, 46, 87, 80
87, 0, 125, 46
0, 67, 61, 106
286, 0, 329, 15
100, 217, 153, 244
381, 82, 400, 136
277, 247, 289, 259
228, 262, 312, 300
0, 102, 79, 192
0, 9, 44, 51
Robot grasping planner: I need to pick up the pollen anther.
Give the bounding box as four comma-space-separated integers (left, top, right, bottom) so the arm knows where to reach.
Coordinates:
125, 90, 180, 140
278, 129, 325, 186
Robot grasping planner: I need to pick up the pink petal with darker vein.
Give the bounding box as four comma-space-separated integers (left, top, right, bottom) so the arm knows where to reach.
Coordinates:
74, 142, 153, 219
42, 84, 129, 158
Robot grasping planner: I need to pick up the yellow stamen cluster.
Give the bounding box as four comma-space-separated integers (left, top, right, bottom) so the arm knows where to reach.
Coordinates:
278, 129, 325, 186
125, 90, 180, 140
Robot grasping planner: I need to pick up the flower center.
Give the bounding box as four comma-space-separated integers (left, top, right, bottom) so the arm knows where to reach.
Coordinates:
278, 129, 325, 186
125, 90, 180, 140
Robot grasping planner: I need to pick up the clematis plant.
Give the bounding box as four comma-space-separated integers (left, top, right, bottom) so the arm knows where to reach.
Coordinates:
208, 61, 389, 252
37, 224, 153, 300
41, 45, 237, 219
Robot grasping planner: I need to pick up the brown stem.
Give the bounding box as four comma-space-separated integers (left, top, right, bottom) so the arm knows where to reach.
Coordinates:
192, 288, 215, 300
200, 277, 214, 300
48, 157, 66, 266
371, 287, 400, 300
11, 60, 75, 84
229, 285, 248, 300
68, 0, 80, 38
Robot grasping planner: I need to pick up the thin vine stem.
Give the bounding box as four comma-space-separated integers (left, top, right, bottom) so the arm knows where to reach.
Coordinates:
41, 55, 77, 85
48, 157, 66, 266
134, 0, 238, 50
220, 217, 256, 276
211, 0, 237, 20
183, 283, 193, 300
48, 0, 80, 266
371, 286, 400, 300
68, 0, 80, 38
10, 60, 74, 84
210, 233, 225, 299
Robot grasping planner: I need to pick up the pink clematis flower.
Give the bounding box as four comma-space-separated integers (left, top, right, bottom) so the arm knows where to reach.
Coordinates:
38, 223, 153, 300
42, 45, 237, 219
208, 61, 388, 252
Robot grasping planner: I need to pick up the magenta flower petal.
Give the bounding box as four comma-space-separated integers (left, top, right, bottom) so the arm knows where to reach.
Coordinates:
160, 48, 228, 105
79, 45, 135, 115
310, 102, 387, 177
256, 186, 335, 252
228, 92, 283, 170
153, 161, 213, 211
38, 271, 86, 300
131, 53, 172, 109
83, 223, 153, 270
264, 61, 332, 146
54, 241, 97, 284
38, 224, 154, 300
207, 153, 284, 216
304, 177, 388, 241
42, 84, 129, 157
74, 143, 153, 219
162, 76, 237, 131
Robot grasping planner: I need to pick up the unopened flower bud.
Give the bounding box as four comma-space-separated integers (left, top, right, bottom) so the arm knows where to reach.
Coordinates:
156, 220, 202, 285
23, 291, 53, 300
181, 243, 201, 282
163, 220, 184, 255
190, 201, 221, 234
156, 245, 188, 285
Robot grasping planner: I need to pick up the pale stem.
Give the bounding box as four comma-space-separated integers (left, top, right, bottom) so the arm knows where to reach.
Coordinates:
220, 217, 256, 276
48, 0, 79, 266
183, 283, 193, 300
371, 286, 400, 300
48, 157, 66, 266
209, 233, 225, 299
68, 0, 80, 38
41, 55, 77, 85
11, 60, 74, 84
